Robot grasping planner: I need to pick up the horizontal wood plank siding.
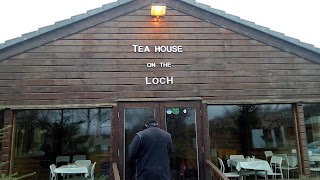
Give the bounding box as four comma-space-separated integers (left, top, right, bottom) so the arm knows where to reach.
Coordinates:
47, 39, 267, 46
1, 6, 320, 107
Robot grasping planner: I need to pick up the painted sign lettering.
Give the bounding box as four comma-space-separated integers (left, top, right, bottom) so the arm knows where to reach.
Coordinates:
132, 45, 183, 53
132, 45, 182, 85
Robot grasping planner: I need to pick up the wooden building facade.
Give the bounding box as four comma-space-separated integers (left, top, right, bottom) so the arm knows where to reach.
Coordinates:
1, 0, 320, 179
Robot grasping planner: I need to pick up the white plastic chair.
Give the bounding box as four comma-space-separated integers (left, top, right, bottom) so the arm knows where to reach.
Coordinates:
257, 155, 284, 179
89, 162, 97, 180
264, 150, 273, 162
309, 155, 320, 177
56, 155, 70, 178
49, 164, 57, 180
56, 155, 70, 166
277, 154, 298, 179
229, 155, 245, 171
75, 160, 92, 166
229, 155, 245, 159
72, 155, 86, 162
218, 157, 242, 179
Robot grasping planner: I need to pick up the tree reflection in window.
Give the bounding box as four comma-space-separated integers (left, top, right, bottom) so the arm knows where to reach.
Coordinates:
15, 108, 111, 157
208, 104, 294, 157
304, 103, 320, 152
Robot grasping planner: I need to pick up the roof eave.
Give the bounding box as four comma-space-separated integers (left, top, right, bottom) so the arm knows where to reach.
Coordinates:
0, 0, 146, 61
167, 0, 320, 63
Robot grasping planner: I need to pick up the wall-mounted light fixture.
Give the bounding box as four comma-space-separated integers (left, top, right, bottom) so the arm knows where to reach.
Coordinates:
151, 2, 166, 21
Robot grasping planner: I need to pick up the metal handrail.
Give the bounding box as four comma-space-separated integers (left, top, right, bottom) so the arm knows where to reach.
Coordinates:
206, 160, 230, 180
112, 163, 121, 180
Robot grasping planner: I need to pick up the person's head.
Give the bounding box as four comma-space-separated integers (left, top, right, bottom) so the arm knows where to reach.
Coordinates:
144, 117, 158, 128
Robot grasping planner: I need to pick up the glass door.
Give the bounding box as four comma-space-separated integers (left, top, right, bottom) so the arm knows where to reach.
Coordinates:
118, 102, 160, 180
165, 107, 197, 179
117, 101, 203, 180
163, 102, 202, 180
124, 107, 155, 180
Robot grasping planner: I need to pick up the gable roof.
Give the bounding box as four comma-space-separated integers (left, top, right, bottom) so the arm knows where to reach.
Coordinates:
1, 0, 320, 63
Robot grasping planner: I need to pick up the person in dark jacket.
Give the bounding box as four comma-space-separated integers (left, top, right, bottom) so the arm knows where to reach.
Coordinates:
128, 117, 173, 180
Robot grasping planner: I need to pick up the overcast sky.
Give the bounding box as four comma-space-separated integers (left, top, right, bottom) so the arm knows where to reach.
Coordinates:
0, 0, 319, 48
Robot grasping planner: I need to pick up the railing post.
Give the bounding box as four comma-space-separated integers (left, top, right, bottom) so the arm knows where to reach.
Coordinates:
112, 163, 120, 180
206, 160, 230, 180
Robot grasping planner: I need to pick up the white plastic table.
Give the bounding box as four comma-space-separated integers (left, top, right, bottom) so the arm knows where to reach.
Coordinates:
54, 163, 91, 178
229, 158, 272, 180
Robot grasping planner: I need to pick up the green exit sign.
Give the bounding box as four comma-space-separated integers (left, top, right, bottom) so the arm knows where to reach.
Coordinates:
172, 108, 179, 115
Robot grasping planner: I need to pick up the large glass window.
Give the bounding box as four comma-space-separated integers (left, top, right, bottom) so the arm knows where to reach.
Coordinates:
208, 104, 299, 178
303, 103, 320, 177
13, 108, 112, 180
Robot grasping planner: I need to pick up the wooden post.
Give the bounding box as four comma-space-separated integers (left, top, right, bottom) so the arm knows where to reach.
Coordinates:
294, 102, 310, 176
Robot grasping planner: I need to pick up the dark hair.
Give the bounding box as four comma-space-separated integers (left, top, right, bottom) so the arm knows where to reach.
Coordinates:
144, 117, 157, 126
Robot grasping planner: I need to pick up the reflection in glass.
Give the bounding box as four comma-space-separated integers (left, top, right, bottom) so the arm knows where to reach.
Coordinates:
304, 104, 320, 153
208, 104, 298, 178
14, 108, 112, 179
304, 103, 320, 177
166, 107, 198, 180
124, 108, 154, 180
